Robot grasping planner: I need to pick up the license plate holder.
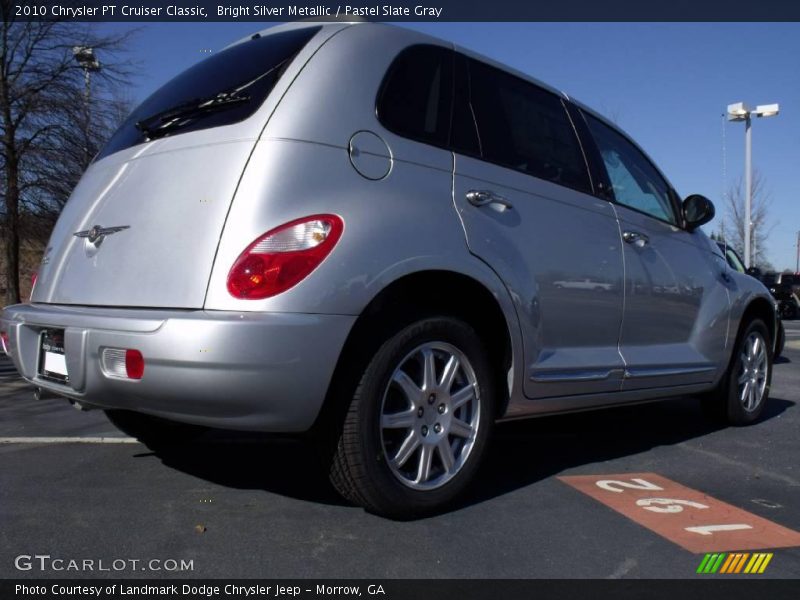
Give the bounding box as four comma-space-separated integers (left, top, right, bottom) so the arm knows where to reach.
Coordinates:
39, 328, 69, 384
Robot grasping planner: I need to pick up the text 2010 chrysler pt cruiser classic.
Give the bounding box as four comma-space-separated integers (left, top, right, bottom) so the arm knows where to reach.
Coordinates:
1, 22, 776, 516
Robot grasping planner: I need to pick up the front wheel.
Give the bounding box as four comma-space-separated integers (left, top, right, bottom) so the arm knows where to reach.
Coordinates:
329, 317, 494, 518
702, 318, 772, 425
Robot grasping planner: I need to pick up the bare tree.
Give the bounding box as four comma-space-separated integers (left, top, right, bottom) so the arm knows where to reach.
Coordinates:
722, 169, 774, 271
1, 1, 136, 305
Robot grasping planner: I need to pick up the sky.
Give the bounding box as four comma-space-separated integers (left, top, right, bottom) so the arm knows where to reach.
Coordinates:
102, 22, 800, 271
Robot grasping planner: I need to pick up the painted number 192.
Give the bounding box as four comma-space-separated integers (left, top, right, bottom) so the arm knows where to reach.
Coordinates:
595, 478, 752, 536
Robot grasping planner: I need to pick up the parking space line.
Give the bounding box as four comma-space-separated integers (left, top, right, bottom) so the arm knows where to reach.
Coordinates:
559, 472, 800, 553
0, 436, 140, 444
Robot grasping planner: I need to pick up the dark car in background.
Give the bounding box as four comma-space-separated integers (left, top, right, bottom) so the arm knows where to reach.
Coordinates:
760, 272, 800, 320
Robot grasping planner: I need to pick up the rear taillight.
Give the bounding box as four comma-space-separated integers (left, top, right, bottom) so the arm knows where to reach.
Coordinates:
227, 214, 344, 300
1, 331, 9, 355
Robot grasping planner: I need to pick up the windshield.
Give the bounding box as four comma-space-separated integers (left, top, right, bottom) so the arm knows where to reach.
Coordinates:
97, 26, 320, 160
725, 249, 745, 274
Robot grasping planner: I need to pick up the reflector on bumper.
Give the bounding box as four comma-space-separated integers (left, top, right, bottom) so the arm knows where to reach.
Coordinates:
101, 348, 144, 380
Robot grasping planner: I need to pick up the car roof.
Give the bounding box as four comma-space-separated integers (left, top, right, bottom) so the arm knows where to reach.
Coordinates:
232, 22, 680, 191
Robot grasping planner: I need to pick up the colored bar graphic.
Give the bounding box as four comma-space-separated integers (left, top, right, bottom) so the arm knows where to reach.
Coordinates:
710, 553, 725, 573
743, 554, 760, 573
754, 553, 767, 572
697, 552, 773, 574
724, 553, 740, 573
719, 553, 735, 573
696, 554, 713, 573
720, 553, 737, 573
758, 553, 773, 573
734, 553, 750, 573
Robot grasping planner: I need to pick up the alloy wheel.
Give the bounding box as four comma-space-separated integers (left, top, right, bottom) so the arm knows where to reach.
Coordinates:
737, 331, 768, 412
379, 342, 481, 490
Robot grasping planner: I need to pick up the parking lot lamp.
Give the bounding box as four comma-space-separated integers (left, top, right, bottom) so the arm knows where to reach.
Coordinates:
73, 46, 101, 164
727, 102, 779, 268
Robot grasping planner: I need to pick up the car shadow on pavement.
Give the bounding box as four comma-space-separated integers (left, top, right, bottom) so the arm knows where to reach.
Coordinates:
139, 394, 795, 517
136, 432, 350, 506
456, 394, 795, 515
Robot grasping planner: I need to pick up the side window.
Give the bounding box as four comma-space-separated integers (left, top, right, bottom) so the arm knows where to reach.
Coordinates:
466, 58, 591, 194
584, 114, 677, 224
377, 45, 453, 147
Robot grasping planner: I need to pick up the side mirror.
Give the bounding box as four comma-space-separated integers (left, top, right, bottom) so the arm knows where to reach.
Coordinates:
683, 194, 715, 230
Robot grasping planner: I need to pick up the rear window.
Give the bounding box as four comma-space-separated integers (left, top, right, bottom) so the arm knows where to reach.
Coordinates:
97, 27, 320, 160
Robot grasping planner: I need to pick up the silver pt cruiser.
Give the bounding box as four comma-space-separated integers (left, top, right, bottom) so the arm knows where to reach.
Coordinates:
0, 22, 776, 517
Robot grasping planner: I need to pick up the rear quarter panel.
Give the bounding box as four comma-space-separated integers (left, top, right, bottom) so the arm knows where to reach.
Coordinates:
205, 23, 502, 317
203, 24, 526, 405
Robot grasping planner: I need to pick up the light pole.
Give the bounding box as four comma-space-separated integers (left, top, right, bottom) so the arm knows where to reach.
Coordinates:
796, 230, 799, 273
72, 46, 101, 165
727, 101, 779, 269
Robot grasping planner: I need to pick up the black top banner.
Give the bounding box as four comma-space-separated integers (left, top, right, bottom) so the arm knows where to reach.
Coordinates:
5, 0, 800, 21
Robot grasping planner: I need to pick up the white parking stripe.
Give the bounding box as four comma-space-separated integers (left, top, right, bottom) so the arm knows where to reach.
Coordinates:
0, 436, 140, 444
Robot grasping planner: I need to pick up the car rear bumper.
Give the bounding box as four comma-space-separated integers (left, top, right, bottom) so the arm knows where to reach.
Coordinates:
0, 303, 355, 432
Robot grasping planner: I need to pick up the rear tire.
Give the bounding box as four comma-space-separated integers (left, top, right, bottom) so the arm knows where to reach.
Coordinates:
701, 318, 772, 426
328, 317, 494, 518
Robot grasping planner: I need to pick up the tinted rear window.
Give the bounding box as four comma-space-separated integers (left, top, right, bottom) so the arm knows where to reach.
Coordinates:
376, 45, 453, 147
98, 27, 320, 160
466, 59, 591, 194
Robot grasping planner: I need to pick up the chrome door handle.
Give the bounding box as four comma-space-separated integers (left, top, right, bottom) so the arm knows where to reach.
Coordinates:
623, 231, 649, 248
466, 189, 513, 211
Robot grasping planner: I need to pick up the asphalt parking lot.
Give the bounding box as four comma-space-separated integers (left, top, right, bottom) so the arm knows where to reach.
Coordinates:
1, 321, 799, 579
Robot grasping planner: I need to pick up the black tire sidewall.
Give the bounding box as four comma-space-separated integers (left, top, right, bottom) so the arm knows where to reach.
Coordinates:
351, 317, 494, 516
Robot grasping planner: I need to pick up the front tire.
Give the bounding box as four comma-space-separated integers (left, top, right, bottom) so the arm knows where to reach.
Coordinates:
702, 318, 772, 425
329, 317, 494, 518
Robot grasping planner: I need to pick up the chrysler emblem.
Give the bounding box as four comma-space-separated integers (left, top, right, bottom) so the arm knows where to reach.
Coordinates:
74, 225, 130, 245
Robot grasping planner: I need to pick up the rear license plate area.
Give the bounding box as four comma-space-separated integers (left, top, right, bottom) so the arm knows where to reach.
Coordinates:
39, 329, 69, 384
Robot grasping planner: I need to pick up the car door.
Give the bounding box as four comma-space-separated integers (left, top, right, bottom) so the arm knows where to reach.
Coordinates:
580, 111, 730, 390
451, 54, 626, 399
